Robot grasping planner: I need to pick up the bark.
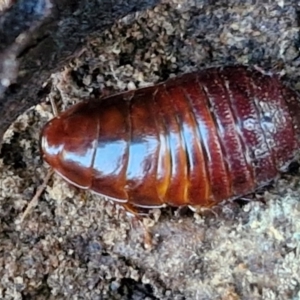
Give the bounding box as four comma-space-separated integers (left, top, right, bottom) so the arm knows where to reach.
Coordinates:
0, 0, 159, 146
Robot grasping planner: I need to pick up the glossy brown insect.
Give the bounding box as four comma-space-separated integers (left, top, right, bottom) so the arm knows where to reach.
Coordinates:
40, 65, 300, 213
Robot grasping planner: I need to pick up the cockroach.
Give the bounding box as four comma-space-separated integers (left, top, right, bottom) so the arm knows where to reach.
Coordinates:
39, 65, 300, 214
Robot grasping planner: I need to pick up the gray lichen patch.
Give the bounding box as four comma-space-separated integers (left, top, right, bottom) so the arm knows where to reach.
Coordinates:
1, 1, 300, 299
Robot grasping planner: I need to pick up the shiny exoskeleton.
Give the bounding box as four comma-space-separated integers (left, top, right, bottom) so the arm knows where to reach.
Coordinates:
40, 66, 300, 212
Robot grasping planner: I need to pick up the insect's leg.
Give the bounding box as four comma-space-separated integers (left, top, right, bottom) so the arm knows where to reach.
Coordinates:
122, 203, 153, 249
188, 205, 219, 218
122, 202, 150, 216
77, 190, 88, 202
129, 216, 153, 250
230, 189, 268, 207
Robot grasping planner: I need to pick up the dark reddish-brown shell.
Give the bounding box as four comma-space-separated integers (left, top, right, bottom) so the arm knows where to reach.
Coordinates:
40, 66, 300, 211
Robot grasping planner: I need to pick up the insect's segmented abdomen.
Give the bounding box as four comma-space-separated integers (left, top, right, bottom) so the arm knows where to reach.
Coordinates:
40, 66, 300, 210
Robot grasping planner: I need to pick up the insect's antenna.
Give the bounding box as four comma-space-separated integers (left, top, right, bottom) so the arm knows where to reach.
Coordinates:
20, 169, 54, 222
50, 95, 59, 116
20, 96, 58, 223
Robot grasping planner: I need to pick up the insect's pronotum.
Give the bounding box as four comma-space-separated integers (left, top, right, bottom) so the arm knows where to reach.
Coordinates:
40, 65, 300, 214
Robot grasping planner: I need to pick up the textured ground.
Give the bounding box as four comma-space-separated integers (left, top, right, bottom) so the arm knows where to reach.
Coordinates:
1, 0, 300, 299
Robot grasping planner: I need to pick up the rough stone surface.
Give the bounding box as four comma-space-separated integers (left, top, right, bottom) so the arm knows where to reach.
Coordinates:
1, 1, 300, 299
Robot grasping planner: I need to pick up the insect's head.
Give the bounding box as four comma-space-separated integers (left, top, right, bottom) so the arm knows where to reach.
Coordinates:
39, 101, 98, 189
